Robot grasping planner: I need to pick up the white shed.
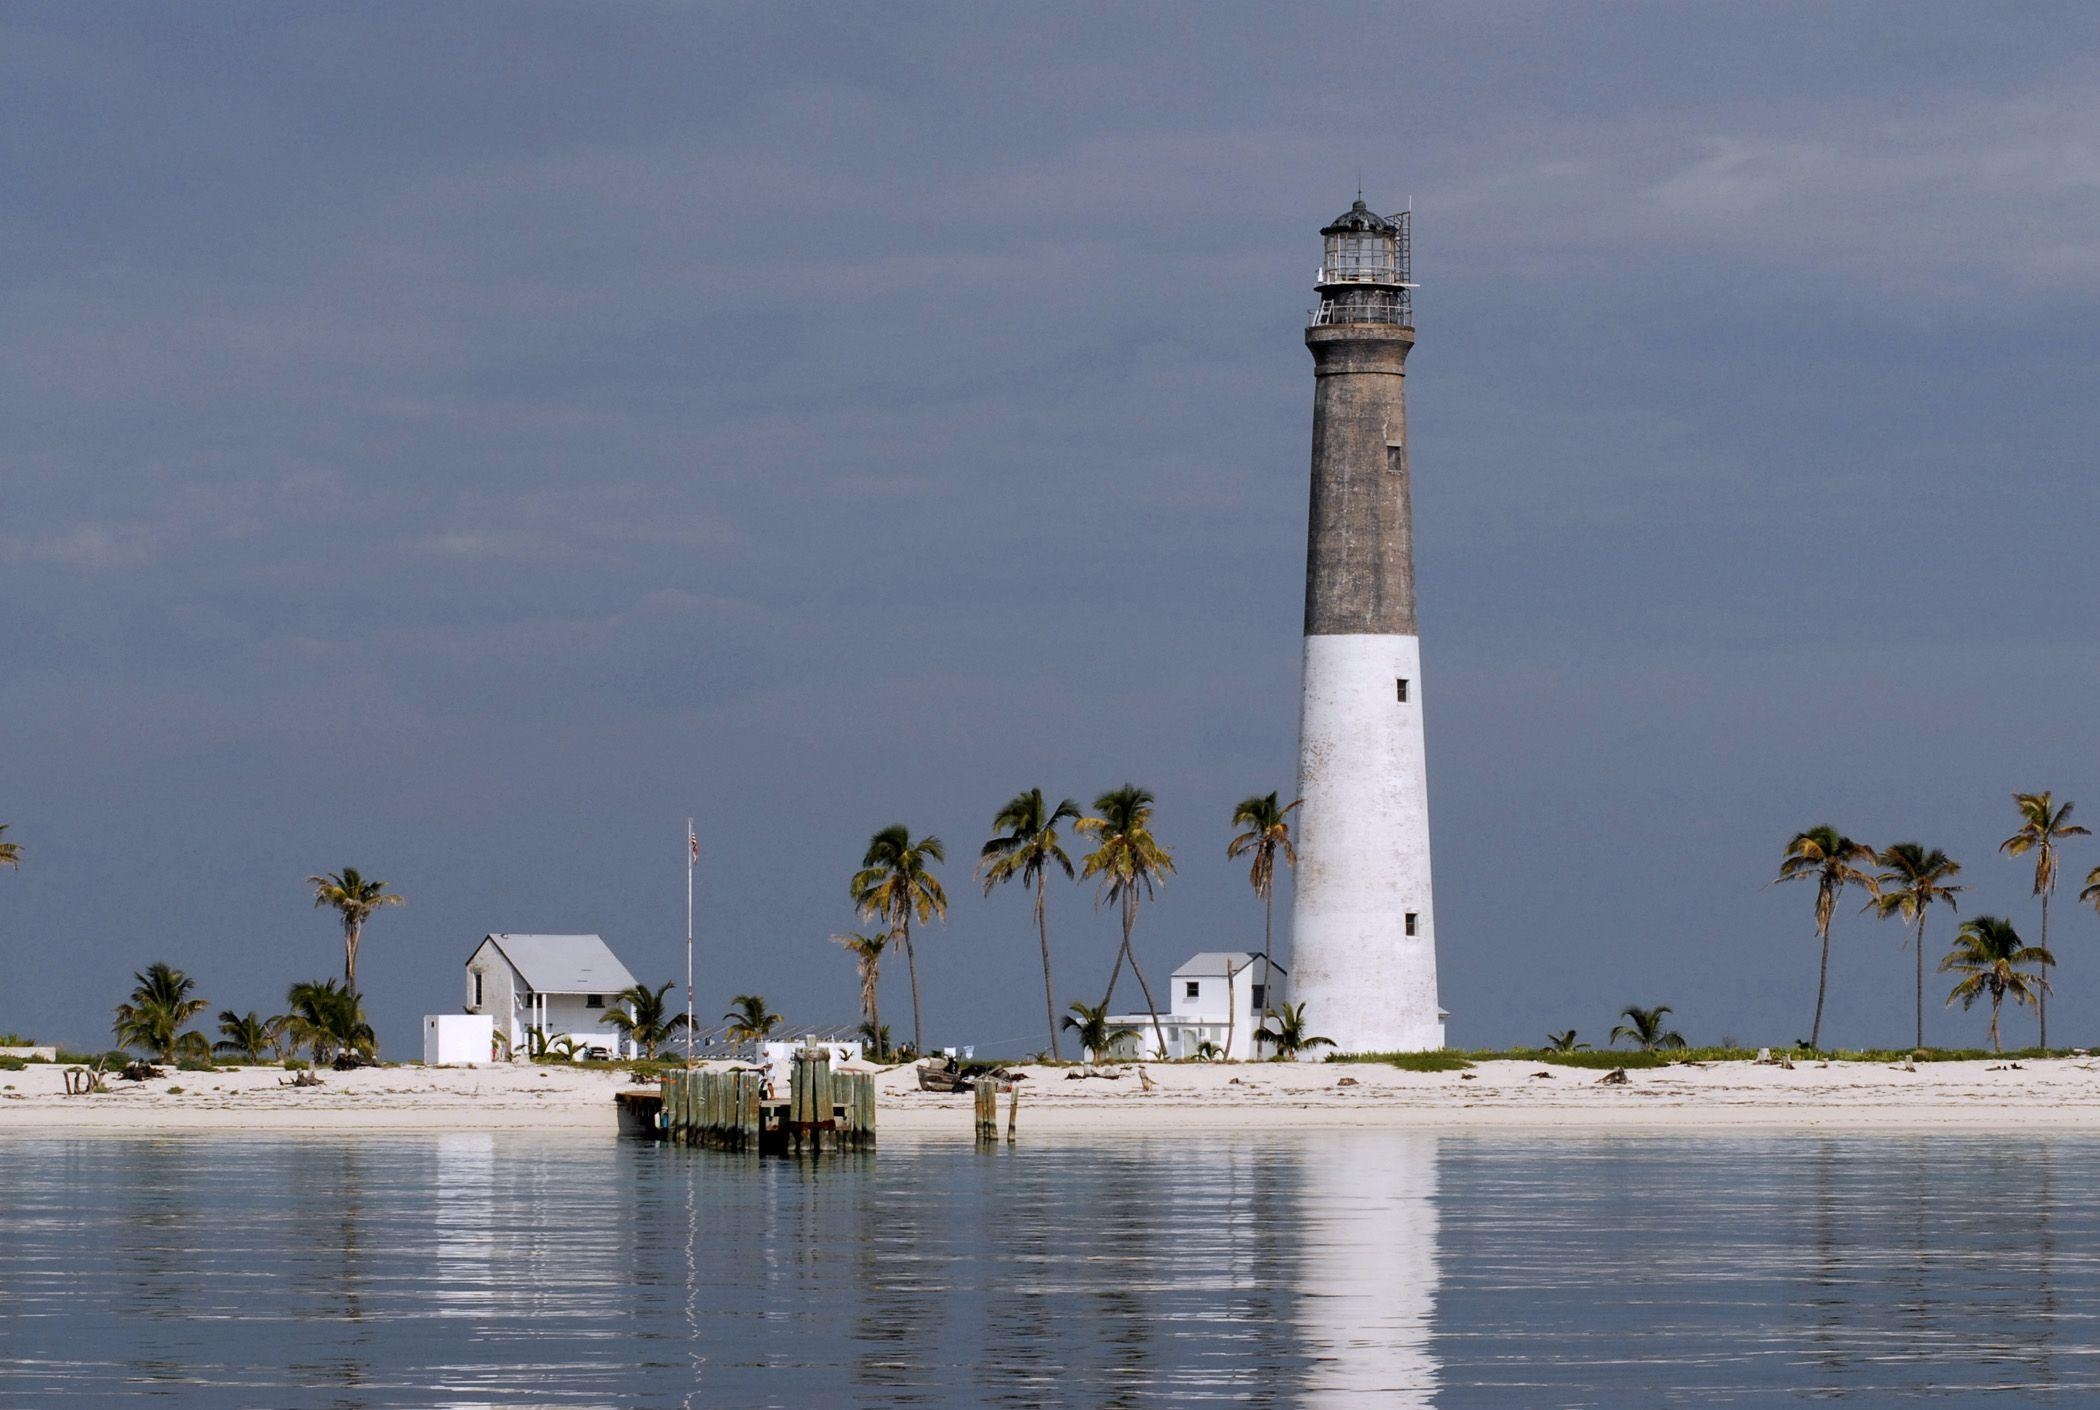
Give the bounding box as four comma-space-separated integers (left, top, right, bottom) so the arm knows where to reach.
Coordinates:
423, 1013, 495, 1065
464, 933, 641, 1060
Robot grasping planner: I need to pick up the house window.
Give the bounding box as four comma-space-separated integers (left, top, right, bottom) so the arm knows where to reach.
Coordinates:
472, 972, 483, 1008
1250, 985, 1266, 1010
1405, 912, 1418, 937
586, 994, 604, 1009
1184, 981, 1200, 1000
1395, 678, 1409, 703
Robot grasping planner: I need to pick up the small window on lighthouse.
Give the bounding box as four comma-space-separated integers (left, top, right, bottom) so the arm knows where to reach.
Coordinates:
1395, 678, 1409, 703
1405, 912, 1419, 937
1386, 442, 1406, 475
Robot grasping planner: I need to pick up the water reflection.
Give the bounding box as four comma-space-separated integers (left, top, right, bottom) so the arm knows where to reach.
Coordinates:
6, 1131, 2100, 1406
1294, 1131, 1438, 1407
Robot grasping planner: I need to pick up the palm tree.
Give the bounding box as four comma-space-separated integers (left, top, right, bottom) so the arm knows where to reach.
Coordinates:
1941, 915, 2053, 1053
2000, 793, 2088, 1049
831, 932, 889, 1053
850, 826, 946, 1057
1077, 784, 1176, 1056
1256, 1001, 1335, 1060
213, 1009, 281, 1063
113, 963, 211, 1062
1775, 825, 1877, 1051
856, 1019, 892, 1061
0, 822, 20, 870
283, 978, 377, 1063
722, 994, 781, 1062
980, 788, 1081, 1062
1545, 1030, 1589, 1052
1610, 1004, 1687, 1052
1061, 999, 1108, 1061
1060, 1000, 1136, 1062
2085, 863, 2100, 918
1227, 792, 1301, 1025
1867, 843, 1966, 1050
306, 867, 404, 995
604, 981, 689, 1061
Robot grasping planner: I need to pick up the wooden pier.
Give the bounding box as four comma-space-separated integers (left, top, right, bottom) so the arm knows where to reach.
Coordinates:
620, 1049, 875, 1153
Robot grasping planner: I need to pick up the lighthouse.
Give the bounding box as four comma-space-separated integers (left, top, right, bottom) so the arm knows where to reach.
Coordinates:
1285, 199, 1446, 1053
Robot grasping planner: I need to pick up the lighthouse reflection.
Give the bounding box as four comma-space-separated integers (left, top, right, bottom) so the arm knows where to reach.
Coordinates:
1293, 1130, 1441, 1408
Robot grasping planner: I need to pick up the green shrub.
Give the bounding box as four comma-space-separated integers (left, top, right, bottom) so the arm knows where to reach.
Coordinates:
176, 1057, 218, 1073
166, 1086, 185, 1095
1338, 1051, 1476, 1071
283, 1057, 311, 1071
0, 1057, 24, 1072
0, 1031, 35, 1046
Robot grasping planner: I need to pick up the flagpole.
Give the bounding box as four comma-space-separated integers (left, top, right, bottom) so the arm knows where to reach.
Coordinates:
685, 817, 696, 1068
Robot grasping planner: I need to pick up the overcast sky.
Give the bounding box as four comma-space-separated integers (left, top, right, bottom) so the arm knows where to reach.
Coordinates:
4, 3, 2098, 1057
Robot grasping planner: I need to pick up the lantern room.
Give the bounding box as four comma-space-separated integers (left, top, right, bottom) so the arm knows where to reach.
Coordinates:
1310, 199, 1414, 327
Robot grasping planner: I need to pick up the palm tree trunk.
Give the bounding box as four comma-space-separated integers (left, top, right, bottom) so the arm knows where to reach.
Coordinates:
344, 921, 360, 994
1037, 874, 1061, 1061
1262, 882, 1275, 1024
1122, 896, 1168, 1058
1990, 992, 2002, 1054
901, 913, 922, 1056
1914, 914, 1926, 1051
1099, 900, 1128, 1013
2039, 890, 2051, 1050
1810, 921, 1830, 1052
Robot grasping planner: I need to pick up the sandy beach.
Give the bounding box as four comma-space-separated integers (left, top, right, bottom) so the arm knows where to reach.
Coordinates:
6, 1056, 2100, 1135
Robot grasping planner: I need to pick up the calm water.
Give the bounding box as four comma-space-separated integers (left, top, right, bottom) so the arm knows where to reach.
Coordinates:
0, 1130, 2094, 1407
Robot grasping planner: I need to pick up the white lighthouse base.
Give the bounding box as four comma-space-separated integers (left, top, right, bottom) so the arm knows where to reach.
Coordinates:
1286, 633, 1445, 1055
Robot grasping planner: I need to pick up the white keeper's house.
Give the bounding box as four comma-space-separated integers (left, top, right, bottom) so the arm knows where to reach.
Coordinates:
464, 933, 641, 1060
1103, 952, 1284, 1061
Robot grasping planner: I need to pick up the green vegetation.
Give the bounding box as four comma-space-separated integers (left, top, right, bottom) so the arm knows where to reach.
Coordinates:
851, 824, 947, 1057
214, 1010, 285, 1063
1611, 1004, 1686, 1052
112, 963, 211, 1062
832, 933, 891, 1059
1060, 999, 1133, 1061
306, 866, 403, 995
1544, 1030, 1589, 1052
1870, 842, 1967, 1050
1256, 1000, 1334, 1059
2000, 793, 2086, 1048
1941, 915, 2051, 1053
0, 822, 20, 871
722, 994, 781, 1061
1345, 1051, 1476, 1071
603, 981, 689, 1061
282, 978, 377, 1063
0, 1057, 25, 1072
1078, 784, 1175, 1056
1775, 825, 1876, 1052
1227, 791, 1300, 1028
980, 788, 1082, 1062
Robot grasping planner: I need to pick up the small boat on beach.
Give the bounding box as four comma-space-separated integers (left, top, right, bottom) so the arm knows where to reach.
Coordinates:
915, 1056, 969, 1093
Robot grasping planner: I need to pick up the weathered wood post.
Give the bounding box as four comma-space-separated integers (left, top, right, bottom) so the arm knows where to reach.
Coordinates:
974, 1079, 999, 1142
1006, 1082, 1019, 1144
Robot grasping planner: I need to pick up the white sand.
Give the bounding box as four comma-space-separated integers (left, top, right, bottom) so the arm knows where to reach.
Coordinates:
5, 1056, 2100, 1136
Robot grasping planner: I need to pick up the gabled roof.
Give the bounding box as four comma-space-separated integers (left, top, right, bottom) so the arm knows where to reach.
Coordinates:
1172, 951, 1283, 978
472, 934, 637, 993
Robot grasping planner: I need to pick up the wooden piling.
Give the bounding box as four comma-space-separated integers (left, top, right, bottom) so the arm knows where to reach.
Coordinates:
1006, 1082, 1019, 1143
974, 1080, 999, 1142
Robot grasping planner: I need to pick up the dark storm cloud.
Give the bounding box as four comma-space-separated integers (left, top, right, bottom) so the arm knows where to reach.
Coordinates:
4, 3, 2099, 1054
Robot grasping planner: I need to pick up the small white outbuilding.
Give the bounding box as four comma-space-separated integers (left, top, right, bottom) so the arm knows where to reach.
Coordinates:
423, 1013, 495, 1065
